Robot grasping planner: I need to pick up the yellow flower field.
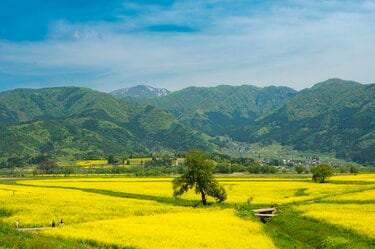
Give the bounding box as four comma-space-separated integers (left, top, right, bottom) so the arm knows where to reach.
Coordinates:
43, 209, 276, 249
19, 177, 366, 205
0, 180, 276, 249
76, 160, 108, 167
0, 185, 189, 227
1, 174, 374, 248
325, 188, 375, 201
295, 203, 375, 238
330, 174, 375, 182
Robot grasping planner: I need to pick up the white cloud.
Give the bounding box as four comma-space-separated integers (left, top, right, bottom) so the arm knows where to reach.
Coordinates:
0, 0, 374, 91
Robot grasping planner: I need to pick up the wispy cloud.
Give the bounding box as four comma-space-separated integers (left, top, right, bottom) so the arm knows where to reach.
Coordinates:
0, 0, 374, 91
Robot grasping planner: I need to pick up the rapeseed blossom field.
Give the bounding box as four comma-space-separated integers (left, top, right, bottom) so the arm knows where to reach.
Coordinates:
44, 209, 276, 249
19, 177, 368, 204
0, 174, 374, 248
0, 185, 189, 227
76, 160, 108, 167
296, 203, 375, 238
295, 186, 375, 238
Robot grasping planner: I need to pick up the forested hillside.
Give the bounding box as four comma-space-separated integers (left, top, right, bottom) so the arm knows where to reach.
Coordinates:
0, 79, 374, 164
238, 79, 375, 163
0, 87, 213, 162
113, 79, 374, 164
115, 85, 297, 136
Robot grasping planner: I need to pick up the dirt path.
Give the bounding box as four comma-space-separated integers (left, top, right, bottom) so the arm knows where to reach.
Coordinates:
18, 227, 50, 233
0, 178, 23, 181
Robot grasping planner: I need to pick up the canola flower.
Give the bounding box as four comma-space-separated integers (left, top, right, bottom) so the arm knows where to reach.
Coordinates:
296, 203, 375, 238
0, 185, 189, 227
219, 180, 361, 204
325, 188, 375, 201
330, 174, 375, 183
3, 175, 373, 248
43, 209, 276, 249
76, 160, 108, 167
20, 178, 363, 205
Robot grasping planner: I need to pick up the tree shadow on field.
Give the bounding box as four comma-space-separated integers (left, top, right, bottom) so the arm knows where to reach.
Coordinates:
12, 183, 233, 208
83, 188, 200, 207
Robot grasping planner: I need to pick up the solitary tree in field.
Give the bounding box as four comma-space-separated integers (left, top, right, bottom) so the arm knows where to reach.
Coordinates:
172, 150, 227, 205
349, 165, 359, 175
311, 164, 334, 183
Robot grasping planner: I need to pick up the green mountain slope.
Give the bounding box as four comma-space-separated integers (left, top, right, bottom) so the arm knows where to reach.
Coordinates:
114, 79, 374, 163
0, 87, 132, 125
1, 79, 373, 164
242, 79, 375, 163
117, 85, 297, 136
0, 87, 214, 161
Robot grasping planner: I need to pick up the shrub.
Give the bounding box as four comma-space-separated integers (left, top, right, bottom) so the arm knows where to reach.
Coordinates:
311, 164, 334, 183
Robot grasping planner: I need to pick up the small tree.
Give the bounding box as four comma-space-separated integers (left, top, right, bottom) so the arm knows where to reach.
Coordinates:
311, 164, 334, 183
172, 150, 227, 205
349, 165, 359, 175
37, 160, 57, 174
294, 165, 305, 174
107, 155, 116, 164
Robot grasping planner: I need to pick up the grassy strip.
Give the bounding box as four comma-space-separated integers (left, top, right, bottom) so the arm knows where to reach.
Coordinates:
235, 204, 374, 249
294, 188, 309, 196
82, 188, 200, 207
316, 200, 375, 204
235, 184, 375, 249
287, 185, 375, 206
266, 207, 374, 249
328, 180, 374, 185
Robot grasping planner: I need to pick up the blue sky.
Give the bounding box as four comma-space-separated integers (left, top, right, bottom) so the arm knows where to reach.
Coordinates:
0, 0, 374, 92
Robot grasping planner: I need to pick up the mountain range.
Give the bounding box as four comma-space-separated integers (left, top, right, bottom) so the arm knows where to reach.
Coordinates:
0, 78, 374, 164
0, 87, 212, 162
120, 85, 297, 137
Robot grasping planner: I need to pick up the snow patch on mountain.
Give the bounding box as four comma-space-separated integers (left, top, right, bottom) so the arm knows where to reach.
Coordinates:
110, 85, 171, 98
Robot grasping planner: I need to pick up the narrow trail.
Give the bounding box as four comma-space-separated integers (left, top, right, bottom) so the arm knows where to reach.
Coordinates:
17, 227, 50, 233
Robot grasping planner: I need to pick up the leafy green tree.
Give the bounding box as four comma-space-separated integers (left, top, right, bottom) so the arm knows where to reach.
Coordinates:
214, 163, 231, 174
7, 157, 25, 167
37, 160, 57, 174
339, 165, 350, 173
107, 155, 116, 164
172, 150, 227, 205
311, 164, 334, 183
261, 165, 278, 174
349, 165, 359, 175
294, 165, 305, 174
248, 164, 261, 174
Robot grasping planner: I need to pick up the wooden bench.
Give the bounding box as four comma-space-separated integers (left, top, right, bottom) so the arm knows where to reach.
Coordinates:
252, 208, 277, 223
254, 213, 277, 217
252, 208, 276, 214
